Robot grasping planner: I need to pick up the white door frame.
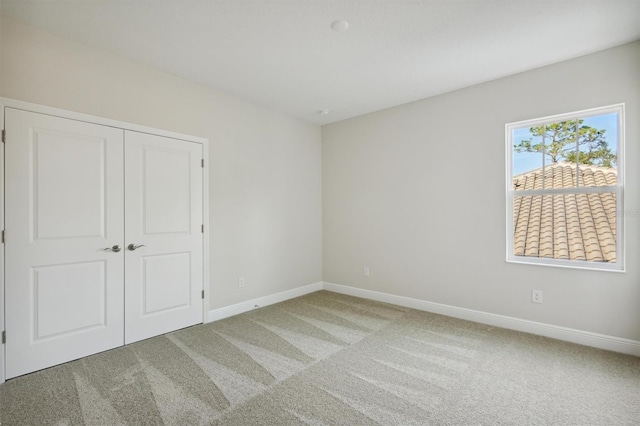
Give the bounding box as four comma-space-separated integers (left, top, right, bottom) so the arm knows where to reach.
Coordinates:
1, 101, 5, 384
0, 97, 210, 384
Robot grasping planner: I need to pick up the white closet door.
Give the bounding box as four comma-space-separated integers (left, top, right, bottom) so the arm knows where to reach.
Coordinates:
124, 131, 203, 344
4, 109, 125, 379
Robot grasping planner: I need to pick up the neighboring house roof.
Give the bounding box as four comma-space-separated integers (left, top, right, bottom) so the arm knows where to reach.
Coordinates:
513, 162, 617, 263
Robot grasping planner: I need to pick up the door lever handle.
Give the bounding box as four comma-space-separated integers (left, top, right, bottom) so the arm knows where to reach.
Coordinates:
128, 243, 146, 251
104, 245, 122, 253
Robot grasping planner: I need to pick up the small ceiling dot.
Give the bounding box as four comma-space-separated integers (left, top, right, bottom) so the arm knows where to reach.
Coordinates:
331, 20, 349, 32
318, 109, 330, 115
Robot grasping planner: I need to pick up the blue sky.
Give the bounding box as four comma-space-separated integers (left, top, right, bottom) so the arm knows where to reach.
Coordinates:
512, 112, 618, 176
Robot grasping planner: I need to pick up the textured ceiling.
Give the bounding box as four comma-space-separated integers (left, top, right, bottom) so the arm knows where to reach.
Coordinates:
1, 0, 639, 125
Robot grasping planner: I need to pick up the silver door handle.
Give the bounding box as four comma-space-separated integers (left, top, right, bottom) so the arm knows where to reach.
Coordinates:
128, 243, 146, 251
104, 245, 121, 253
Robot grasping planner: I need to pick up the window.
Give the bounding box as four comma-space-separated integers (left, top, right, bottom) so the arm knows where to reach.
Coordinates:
506, 104, 624, 271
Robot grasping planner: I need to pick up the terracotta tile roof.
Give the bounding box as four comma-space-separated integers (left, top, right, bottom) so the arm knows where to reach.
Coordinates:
513, 162, 617, 263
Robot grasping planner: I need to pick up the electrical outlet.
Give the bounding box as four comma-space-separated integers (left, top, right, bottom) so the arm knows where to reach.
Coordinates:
239, 277, 245, 288
363, 267, 370, 277
531, 289, 543, 304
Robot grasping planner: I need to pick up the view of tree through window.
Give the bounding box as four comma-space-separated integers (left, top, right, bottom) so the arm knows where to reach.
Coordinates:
506, 106, 623, 271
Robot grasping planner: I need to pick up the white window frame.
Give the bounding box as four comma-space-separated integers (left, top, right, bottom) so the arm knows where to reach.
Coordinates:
505, 104, 625, 272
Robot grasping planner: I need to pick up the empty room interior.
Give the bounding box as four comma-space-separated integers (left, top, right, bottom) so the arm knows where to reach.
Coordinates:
0, 0, 639, 424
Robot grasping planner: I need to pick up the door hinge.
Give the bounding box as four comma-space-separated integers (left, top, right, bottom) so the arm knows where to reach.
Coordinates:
1, 230, 5, 243
201, 159, 204, 168
201, 224, 204, 233
201, 290, 205, 299
2, 331, 5, 344
1, 129, 5, 143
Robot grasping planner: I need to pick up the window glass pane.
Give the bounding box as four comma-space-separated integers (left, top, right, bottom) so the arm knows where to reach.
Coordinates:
577, 113, 618, 188
543, 120, 579, 188
512, 192, 616, 263
512, 127, 543, 190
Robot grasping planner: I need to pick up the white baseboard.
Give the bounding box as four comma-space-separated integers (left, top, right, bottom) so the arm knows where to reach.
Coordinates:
206, 280, 640, 356
207, 282, 324, 323
323, 282, 640, 357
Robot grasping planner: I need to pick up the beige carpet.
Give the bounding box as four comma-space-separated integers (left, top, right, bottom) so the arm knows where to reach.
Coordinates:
1, 290, 639, 425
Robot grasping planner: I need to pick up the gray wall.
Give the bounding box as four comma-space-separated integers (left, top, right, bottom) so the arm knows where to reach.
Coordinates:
0, 18, 323, 310
323, 41, 640, 340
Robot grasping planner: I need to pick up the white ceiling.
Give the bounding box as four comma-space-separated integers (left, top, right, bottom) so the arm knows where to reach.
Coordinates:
1, 0, 639, 125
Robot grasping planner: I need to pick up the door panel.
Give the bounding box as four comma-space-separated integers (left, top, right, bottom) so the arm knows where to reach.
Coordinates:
33, 261, 107, 339
142, 252, 191, 314
124, 131, 203, 344
32, 129, 107, 239
143, 148, 192, 234
5, 109, 125, 379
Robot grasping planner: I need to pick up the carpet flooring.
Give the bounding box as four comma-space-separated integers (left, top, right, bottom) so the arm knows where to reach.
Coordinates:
1, 290, 639, 425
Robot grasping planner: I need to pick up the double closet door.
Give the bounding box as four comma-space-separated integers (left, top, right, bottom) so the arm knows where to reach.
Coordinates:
4, 108, 204, 379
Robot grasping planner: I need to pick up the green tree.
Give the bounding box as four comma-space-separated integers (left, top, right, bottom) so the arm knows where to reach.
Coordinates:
514, 120, 616, 167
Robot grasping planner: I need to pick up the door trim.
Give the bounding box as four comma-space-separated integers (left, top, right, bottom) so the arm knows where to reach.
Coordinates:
0, 98, 208, 144
1, 101, 5, 384
0, 97, 210, 384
